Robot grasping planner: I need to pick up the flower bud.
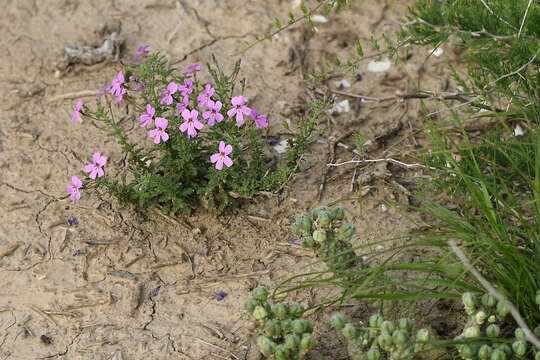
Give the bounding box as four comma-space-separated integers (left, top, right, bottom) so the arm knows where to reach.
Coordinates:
536, 290, 540, 306
297, 213, 313, 232
497, 299, 510, 317
331, 313, 348, 330
272, 303, 289, 320
292, 319, 308, 335
291, 222, 302, 236
534, 325, 540, 338
289, 303, 304, 319
275, 345, 290, 360
340, 223, 356, 238
332, 207, 345, 220
475, 311, 487, 325
317, 210, 333, 226
462, 292, 476, 308
253, 287, 268, 301
342, 323, 356, 339
497, 343, 512, 356
377, 333, 393, 347
264, 319, 281, 337
478, 344, 493, 360
392, 329, 408, 346
284, 334, 300, 350
245, 298, 258, 313
253, 305, 268, 320
488, 315, 497, 323
381, 320, 395, 335
367, 346, 381, 360
464, 326, 480, 338
300, 234, 315, 248
312, 206, 330, 219
398, 318, 413, 332
486, 324, 500, 338
514, 328, 526, 341
511, 340, 527, 357
490, 349, 506, 360
300, 333, 316, 351
281, 319, 293, 333
481, 293, 496, 307
416, 328, 430, 342
369, 314, 383, 328
257, 336, 276, 356
459, 344, 475, 359
313, 230, 327, 243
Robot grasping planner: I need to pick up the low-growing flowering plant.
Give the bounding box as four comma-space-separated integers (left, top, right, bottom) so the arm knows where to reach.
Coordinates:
65, 50, 322, 214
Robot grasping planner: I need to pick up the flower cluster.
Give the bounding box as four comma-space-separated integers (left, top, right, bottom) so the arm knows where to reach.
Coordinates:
292, 206, 362, 272
63, 47, 319, 214
245, 287, 316, 359
330, 312, 430, 360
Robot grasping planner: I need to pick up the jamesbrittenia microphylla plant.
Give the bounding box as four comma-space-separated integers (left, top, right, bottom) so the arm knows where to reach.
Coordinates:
65, 47, 321, 214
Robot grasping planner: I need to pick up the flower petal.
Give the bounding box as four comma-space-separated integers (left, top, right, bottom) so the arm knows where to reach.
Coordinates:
219, 141, 225, 153
227, 108, 236, 118
224, 144, 232, 155
179, 121, 188, 132
210, 153, 220, 163
161, 131, 169, 142
215, 159, 223, 170
223, 156, 233, 168
97, 168, 104, 177
84, 164, 95, 173
72, 176, 82, 188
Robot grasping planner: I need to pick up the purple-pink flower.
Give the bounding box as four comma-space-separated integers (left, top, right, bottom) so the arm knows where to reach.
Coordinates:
84, 152, 107, 179
197, 84, 215, 108
250, 109, 268, 129
67, 175, 82, 201
96, 84, 112, 97
133, 45, 150, 62
203, 100, 224, 126
179, 109, 203, 139
109, 71, 127, 104
149, 117, 169, 144
227, 96, 251, 123
179, 78, 193, 97
140, 104, 155, 128
183, 63, 201, 76
210, 141, 233, 170
174, 96, 190, 116
72, 100, 83, 123
159, 82, 178, 105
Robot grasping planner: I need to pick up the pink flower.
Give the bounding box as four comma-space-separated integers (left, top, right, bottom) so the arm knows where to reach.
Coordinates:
133, 45, 150, 62
159, 82, 178, 105
179, 78, 193, 97
67, 175, 83, 201
227, 96, 251, 123
84, 152, 107, 179
109, 71, 127, 104
96, 84, 112, 97
202, 100, 224, 126
140, 104, 155, 128
179, 109, 203, 138
250, 109, 268, 129
174, 96, 189, 116
197, 84, 215, 108
149, 117, 169, 144
210, 141, 233, 170
183, 63, 201, 76
71, 100, 83, 123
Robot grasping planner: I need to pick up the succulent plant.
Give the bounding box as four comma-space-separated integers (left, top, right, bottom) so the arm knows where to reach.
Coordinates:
246, 286, 315, 359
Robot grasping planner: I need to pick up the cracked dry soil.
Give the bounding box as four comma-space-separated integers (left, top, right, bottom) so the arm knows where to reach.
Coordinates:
1, 0, 456, 359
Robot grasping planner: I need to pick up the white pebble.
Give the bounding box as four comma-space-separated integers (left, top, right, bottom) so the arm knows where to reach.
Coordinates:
367, 59, 391, 72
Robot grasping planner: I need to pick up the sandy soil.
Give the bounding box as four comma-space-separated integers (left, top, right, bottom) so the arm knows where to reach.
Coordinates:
0, 0, 458, 359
